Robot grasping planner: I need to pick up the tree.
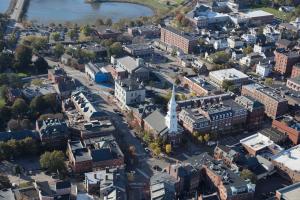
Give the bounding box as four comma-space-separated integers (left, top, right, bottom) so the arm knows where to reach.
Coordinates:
67, 29, 77, 40
109, 42, 123, 57
33, 57, 49, 74
7, 119, 21, 131
95, 18, 104, 27
165, 144, 172, 154
0, 174, 11, 189
80, 25, 92, 36
264, 78, 273, 86
53, 43, 65, 58
15, 45, 32, 70
240, 169, 257, 183
198, 135, 204, 143
175, 78, 181, 85
51, 32, 60, 41
222, 80, 234, 91
43, 93, 57, 112
204, 133, 210, 142
243, 46, 253, 55
30, 95, 47, 113
129, 146, 136, 156
40, 151, 66, 173
11, 98, 28, 117
210, 51, 230, 65
105, 18, 113, 26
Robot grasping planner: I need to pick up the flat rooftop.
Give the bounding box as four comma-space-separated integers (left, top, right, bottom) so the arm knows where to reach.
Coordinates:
240, 133, 274, 152
209, 68, 249, 81
272, 145, 300, 172
277, 182, 300, 200
246, 10, 274, 18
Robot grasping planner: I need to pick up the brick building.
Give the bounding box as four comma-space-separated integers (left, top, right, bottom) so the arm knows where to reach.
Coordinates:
272, 145, 300, 183
291, 63, 300, 78
235, 95, 265, 130
188, 153, 255, 200
286, 77, 300, 92
272, 116, 300, 145
182, 76, 220, 96
241, 84, 288, 119
160, 26, 198, 54
179, 99, 247, 134
274, 49, 300, 76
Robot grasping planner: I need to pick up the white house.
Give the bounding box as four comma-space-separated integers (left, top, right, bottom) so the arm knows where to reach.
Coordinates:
256, 61, 273, 77
213, 39, 228, 50
241, 34, 256, 44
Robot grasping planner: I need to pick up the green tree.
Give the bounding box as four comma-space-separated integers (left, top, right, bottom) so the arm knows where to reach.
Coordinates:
67, 29, 77, 40
51, 32, 60, 41
240, 169, 257, 183
40, 151, 66, 173
43, 93, 57, 112
53, 43, 65, 58
33, 57, 49, 74
15, 45, 33, 70
243, 46, 253, 55
30, 95, 47, 113
222, 80, 234, 91
11, 98, 28, 117
165, 144, 172, 154
109, 42, 123, 57
210, 51, 230, 65
204, 133, 210, 142
80, 25, 92, 36
264, 78, 273, 86
105, 18, 113, 26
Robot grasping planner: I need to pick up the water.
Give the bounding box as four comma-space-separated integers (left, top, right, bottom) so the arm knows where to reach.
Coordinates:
25, 0, 154, 24
0, 0, 11, 13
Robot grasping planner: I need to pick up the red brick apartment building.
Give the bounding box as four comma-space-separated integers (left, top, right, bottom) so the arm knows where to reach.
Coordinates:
161, 26, 198, 54
272, 117, 300, 145
274, 49, 300, 76
241, 84, 288, 119
291, 63, 300, 78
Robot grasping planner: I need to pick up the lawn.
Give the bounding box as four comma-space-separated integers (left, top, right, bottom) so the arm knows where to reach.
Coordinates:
0, 98, 5, 109
255, 7, 291, 21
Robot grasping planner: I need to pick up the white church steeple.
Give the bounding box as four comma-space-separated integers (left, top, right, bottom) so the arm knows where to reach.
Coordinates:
165, 85, 178, 134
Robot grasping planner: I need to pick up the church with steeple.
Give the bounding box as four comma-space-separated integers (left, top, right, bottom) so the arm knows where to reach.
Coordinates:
143, 85, 183, 146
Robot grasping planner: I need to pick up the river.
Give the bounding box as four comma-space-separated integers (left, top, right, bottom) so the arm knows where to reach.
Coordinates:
0, 0, 11, 13
25, 0, 154, 24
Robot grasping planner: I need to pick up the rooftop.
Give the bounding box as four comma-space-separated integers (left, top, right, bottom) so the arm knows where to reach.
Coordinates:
162, 26, 197, 41
240, 133, 274, 152
277, 182, 300, 200
272, 145, 300, 172
209, 68, 249, 81
245, 10, 274, 18
115, 77, 145, 91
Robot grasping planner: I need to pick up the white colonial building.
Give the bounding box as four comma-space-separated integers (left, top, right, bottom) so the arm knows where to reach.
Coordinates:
256, 61, 273, 77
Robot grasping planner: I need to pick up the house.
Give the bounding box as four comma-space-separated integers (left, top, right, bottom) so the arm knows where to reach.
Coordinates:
255, 60, 273, 77
85, 62, 110, 83
112, 56, 149, 80
150, 172, 178, 200
240, 52, 264, 67
54, 77, 78, 99
84, 167, 126, 199
114, 77, 145, 107
128, 25, 160, 38
227, 36, 244, 49
213, 39, 228, 50
36, 118, 69, 148
60, 54, 72, 65
48, 66, 67, 84
241, 34, 256, 45
71, 91, 108, 121
123, 43, 154, 58
34, 180, 71, 200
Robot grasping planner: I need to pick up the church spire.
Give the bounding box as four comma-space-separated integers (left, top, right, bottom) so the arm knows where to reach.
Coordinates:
165, 85, 178, 134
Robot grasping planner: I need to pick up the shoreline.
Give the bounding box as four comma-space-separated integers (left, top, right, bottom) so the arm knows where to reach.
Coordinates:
85, 0, 169, 14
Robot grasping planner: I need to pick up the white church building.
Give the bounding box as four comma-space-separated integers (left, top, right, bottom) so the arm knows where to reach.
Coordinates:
143, 85, 183, 146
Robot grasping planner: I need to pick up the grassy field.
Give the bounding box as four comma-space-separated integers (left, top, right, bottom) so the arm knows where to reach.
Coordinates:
102, 0, 186, 14
255, 7, 290, 21
0, 98, 5, 109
